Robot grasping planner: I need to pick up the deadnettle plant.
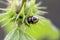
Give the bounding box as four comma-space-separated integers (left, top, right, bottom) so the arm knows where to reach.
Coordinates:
0, 0, 59, 40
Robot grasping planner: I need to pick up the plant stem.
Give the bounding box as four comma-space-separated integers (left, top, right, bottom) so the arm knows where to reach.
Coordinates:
22, 0, 27, 6
20, 0, 27, 11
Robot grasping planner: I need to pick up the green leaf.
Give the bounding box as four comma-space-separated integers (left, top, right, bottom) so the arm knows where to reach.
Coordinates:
19, 16, 59, 39
4, 27, 36, 40
4, 28, 18, 40
19, 30, 36, 40
0, 13, 8, 20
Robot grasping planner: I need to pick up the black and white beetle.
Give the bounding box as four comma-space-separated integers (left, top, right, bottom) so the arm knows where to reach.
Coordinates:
28, 16, 39, 24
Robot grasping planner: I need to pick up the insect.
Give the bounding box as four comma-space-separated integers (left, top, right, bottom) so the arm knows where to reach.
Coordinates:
28, 16, 39, 24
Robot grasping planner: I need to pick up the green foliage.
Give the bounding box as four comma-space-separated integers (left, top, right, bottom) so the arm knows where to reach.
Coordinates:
4, 27, 36, 40
0, 0, 59, 40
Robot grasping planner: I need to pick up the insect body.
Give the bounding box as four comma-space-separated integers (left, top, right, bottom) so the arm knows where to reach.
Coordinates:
28, 16, 39, 24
